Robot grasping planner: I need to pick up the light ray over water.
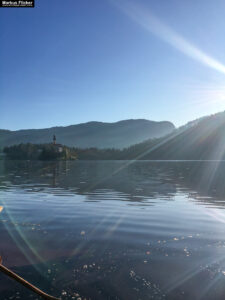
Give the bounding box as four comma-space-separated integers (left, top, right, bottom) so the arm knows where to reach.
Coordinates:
1, 161, 225, 299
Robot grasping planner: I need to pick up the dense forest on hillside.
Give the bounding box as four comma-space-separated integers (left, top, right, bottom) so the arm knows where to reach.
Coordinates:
4, 143, 77, 160
3, 112, 225, 161
0, 119, 175, 149
75, 112, 225, 160
3, 139, 162, 160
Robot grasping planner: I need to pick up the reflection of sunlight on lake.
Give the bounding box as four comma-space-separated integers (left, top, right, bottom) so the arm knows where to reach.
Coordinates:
0, 160, 225, 299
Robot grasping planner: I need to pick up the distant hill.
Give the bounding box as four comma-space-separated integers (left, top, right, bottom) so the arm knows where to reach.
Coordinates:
124, 111, 225, 160
0, 119, 175, 149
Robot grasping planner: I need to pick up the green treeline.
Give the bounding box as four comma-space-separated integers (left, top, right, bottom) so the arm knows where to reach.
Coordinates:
74, 138, 161, 160
4, 111, 225, 161
3, 138, 162, 161
3, 143, 77, 160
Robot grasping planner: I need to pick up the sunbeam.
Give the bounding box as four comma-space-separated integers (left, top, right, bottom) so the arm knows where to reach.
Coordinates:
113, 0, 225, 75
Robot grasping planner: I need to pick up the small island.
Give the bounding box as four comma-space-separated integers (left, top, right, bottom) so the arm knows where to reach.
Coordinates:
3, 135, 77, 160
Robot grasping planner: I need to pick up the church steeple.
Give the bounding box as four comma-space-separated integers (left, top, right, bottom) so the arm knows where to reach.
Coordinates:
53, 134, 56, 145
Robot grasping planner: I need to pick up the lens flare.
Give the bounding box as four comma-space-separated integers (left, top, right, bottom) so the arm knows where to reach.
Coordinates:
113, 0, 225, 74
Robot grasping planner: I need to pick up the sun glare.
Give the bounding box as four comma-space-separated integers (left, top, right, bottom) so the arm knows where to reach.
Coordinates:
113, 0, 225, 75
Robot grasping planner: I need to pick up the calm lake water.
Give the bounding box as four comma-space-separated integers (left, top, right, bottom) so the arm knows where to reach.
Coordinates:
0, 160, 225, 300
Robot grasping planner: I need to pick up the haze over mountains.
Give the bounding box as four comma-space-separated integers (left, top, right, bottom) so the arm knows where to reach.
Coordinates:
0, 119, 175, 149
122, 111, 225, 160
2, 111, 225, 161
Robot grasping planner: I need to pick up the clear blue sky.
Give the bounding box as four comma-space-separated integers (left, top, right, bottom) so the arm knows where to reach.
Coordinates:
1, 0, 225, 130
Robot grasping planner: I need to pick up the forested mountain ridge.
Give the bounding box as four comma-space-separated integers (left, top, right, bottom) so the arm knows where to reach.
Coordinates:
119, 111, 225, 160
3, 112, 225, 161
74, 111, 225, 160
0, 119, 175, 149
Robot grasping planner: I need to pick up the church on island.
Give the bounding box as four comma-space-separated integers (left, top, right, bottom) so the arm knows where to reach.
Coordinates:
52, 135, 63, 153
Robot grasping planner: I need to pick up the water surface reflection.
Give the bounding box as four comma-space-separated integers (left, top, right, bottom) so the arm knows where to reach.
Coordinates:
0, 161, 225, 299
